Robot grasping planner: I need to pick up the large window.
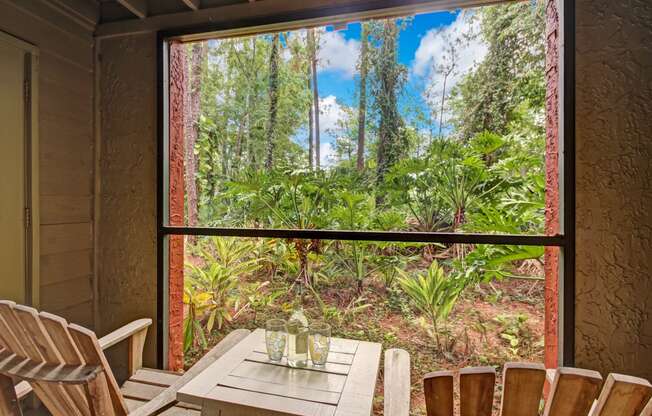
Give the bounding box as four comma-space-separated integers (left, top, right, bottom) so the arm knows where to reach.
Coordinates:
159, 0, 572, 412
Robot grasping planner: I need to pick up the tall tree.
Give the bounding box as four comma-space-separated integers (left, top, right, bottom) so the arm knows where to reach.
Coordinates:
372, 19, 405, 188
184, 42, 205, 232
307, 44, 314, 169
307, 29, 320, 168
356, 23, 369, 171
433, 34, 459, 140
246, 38, 258, 168
265, 34, 280, 170
450, 2, 545, 138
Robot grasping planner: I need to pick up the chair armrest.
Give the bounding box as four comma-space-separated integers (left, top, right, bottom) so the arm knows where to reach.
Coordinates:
384, 348, 411, 416
99, 318, 152, 377
98, 318, 152, 350
128, 328, 251, 416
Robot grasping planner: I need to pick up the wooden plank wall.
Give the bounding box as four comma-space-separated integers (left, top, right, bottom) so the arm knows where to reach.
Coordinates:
0, 0, 96, 328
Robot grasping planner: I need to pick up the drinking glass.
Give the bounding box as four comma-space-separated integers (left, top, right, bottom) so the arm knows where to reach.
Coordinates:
308, 322, 331, 367
265, 319, 287, 362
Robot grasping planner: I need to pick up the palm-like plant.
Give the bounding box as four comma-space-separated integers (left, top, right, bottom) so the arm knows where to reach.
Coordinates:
182, 284, 211, 352
329, 192, 376, 291
398, 261, 466, 351
183, 237, 261, 352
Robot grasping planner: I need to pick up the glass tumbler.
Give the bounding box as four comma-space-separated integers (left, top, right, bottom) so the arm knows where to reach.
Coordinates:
265, 319, 287, 362
308, 322, 331, 367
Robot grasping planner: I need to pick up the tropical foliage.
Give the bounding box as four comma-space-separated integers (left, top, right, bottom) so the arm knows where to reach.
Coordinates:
180, 3, 548, 398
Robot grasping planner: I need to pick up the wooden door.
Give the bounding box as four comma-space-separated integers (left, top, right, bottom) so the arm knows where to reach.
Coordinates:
0, 32, 35, 304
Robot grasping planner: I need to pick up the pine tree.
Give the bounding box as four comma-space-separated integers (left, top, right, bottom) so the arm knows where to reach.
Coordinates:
373, 20, 405, 189
356, 23, 369, 171
265, 34, 280, 170
306, 31, 314, 168
307, 29, 320, 168
185, 42, 205, 233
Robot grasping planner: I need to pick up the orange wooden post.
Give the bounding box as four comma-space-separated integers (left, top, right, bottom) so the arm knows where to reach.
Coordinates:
544, 0, 560, 381
167, 41, 187, 372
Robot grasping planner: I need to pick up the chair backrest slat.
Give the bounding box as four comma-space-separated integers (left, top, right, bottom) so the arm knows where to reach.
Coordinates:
0, 302, 44, 361
423, 363, 652, 416
423, 370, 454, 416
542, 367, 603, 416
589, 373, 652, 416
13, 306, 64, 363
0, 301, 77, 415
13, 305, 91, 416
39, 312, 85, 365
459, 366, 496, 416
499, 362, 546, 416
69, 323, 129, 415
0, 315, 27, 359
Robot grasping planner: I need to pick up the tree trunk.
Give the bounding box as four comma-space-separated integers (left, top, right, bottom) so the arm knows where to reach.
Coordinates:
247, 38, 256, 168
308, 29, 320, 169
235, 110, 244, 160
438, 71, 449, 139
185, 42, 205, 237
307, 61, 314, 169
375, 20, 401, 192
265, 34, 280, 170
356, 24, 369, 171
438, 64, 455, 140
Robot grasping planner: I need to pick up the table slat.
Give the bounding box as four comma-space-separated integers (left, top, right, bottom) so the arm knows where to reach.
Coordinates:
221, 375, 341, 405
202, 386, 337, 416
246, 352, 350, 375
251, 348, 355, 366
231, 361, 347, 393
177, 329, 264, 405
335, 341, 382, 416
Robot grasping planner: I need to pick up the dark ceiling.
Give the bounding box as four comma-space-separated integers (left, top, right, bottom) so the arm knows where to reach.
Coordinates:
97, 0, 250, 24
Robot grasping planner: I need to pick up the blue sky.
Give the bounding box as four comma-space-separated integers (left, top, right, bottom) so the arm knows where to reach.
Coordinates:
318, 12, 457, 106
306, 8, 488, 165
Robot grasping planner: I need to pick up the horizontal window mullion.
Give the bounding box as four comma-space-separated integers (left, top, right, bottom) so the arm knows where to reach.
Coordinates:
160, 226, 564, 246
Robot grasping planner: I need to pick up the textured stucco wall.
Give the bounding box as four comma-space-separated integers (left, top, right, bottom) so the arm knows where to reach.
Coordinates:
575, 0, 652, 379
97, 32, 158, 379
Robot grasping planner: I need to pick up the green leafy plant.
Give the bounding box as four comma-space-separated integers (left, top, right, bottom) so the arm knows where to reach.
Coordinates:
239, 281, 282, 324
182, 237, 261, 352
329, 192, 377, 291
398, 261, 466, 351
308, 284, 371, 325
494, 313, 530, 356
182, 284, 210, 352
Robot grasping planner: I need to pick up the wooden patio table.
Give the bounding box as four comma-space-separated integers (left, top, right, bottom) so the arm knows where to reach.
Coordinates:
178, 328, 382, 416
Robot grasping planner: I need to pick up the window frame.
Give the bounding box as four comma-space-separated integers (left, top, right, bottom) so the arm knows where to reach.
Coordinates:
156, 0, 575, 368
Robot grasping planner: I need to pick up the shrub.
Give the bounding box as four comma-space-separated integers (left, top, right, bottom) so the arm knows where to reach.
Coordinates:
398, 261, 466, 351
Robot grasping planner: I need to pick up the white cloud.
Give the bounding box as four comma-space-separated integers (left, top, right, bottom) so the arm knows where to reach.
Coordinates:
319, 142, 335, 167
314, 95, 353, 168
412, 11, 488, 106
317, 95, 346, 134
317, 31, 360, 78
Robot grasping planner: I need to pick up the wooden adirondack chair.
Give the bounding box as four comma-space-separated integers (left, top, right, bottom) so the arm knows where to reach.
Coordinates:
423, 362, 652, 416
0, 300, 251, 415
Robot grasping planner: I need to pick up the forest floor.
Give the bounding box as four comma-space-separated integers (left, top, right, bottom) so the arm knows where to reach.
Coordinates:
184, 274, 544, 415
